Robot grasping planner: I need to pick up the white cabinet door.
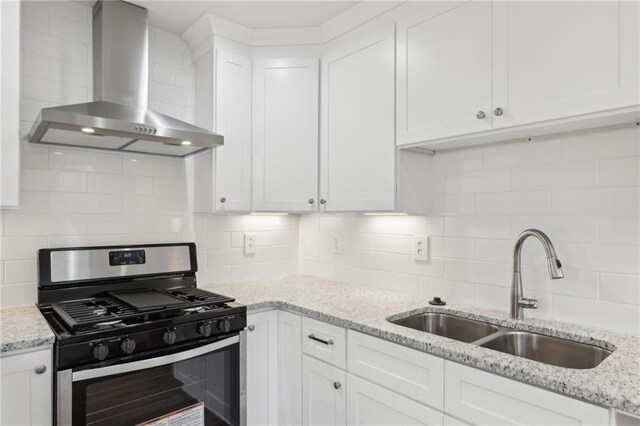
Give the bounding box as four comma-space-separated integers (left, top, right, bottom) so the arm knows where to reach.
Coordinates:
397, 1, 492, 145
0, 0, 20, 208
253, 58, 319, 212
347, 330, 444, 410
320, 25, 396, 212
346, 374, 443, 426
0, 347, 52, 426
277, 311, 302, 426
214, 49, 252, 212
492, 0, 640, 128
444, 361, 610, 425
302, 355, 346, 426
247, 311, 278, 426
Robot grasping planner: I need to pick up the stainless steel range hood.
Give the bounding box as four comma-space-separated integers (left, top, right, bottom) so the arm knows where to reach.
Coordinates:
29, 0, 223, 157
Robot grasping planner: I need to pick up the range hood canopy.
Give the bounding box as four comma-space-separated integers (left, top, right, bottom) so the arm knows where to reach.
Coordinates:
29, 0, 222, 157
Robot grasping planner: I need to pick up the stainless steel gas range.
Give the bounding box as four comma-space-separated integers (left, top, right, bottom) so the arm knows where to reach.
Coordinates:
37, 243, 246, 426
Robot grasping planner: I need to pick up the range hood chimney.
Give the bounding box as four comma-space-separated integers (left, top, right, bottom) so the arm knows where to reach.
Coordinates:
29, 0, 223, 157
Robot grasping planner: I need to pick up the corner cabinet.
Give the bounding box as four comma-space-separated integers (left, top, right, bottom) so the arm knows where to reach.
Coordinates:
320, 23, 432, 214
0, 0, 21, 209
0, 347, 53, 426
193, 48, 252, 213
252, 58, 319, 213
397, 0, 640, 148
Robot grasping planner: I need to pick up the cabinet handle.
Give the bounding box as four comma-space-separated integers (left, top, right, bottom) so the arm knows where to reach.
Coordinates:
493, 107, 503, 116
248, 325, 255, 332
34, 365, 47, 374
333, 381, 342, 390
319, 199, 326, 205
308, 198, 315, 204
308, 333, 334, 345
476, 110, 485, 119
219, 197, 226, 203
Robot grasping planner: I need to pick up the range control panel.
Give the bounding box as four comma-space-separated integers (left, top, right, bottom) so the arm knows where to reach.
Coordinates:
109, 250, 146, 266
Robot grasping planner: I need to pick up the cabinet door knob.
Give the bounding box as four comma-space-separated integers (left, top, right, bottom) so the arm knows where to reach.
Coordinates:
476, 110, 485, 119
493, 107, 503, 116
219, 197, 226, 203
35, 365, 47, 374
319, 199, 326, 205
333, 381, 342, 390
248, 325, 255, 331
308, 198, 315, 204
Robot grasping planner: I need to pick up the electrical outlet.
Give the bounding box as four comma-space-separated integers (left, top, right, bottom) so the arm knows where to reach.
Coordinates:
244, 233, 256, 255
332, 233, 343, 255
413, 235, 429, 262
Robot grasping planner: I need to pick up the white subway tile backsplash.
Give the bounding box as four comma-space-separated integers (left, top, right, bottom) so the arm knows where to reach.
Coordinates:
5, 213, 87, 236
87, 173, 153, 195
476, 191, 551, 216
21, 6, 50, 34
444, 169, 511, 194
511, 161, 597, 190
552, 187, 639, 216
0, 236, 48, 260
445, 216, 510, 239
598, 157, 640, 187
50, 192, 122, 214
599, 273, 640, 306
598, 217, 640, 245
561, 125, 640, 162
49, 149, 122, 173
482, 139, 560, 170
510, 216, 598, 243
22, 30, 89, 64
21, 52, 50, 78
50, 13, 90, 43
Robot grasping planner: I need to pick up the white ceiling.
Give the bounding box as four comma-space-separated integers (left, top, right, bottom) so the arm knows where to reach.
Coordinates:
129, 1, 359, 35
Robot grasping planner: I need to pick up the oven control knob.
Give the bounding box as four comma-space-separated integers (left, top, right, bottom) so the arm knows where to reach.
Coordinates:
217, 319, 231, 333
197, 322, 212, 337
163, 328, 177, 345
120, 337, 136, 354
92, 342, 109, 361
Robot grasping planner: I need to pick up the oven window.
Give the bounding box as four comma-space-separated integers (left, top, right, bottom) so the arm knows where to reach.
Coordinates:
72, 343, 239, 426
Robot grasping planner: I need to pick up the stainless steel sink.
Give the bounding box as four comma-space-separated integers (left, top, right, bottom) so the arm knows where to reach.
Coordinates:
389, 313, 501, 343
479, 331, 612, 369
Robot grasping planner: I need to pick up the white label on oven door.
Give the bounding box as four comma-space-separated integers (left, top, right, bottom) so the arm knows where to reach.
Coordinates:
137, 402, 204, 426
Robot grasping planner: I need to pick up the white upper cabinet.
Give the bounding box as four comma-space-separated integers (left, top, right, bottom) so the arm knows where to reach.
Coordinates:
397, 0, 640, 148
253, 58, 319, 212
320, 25, 397, 212
0, 0, 20, 209
492, 0, 640, 128
193, 48, 252, 213
397, 1, 492, 144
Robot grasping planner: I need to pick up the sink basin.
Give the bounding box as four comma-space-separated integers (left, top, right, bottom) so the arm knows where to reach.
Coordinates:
480, 331, 612, 369
390, 313, 500, 343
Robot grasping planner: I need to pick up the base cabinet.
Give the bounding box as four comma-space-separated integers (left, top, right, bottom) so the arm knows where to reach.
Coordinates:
444, 361, 610, 426
246, 311, 279, 426
0, 347, 52, 426
346, 374, 443, 426
302, 355, 346, 426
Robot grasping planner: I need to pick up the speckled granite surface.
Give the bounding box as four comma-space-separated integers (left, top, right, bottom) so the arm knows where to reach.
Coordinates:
202, 275, 640, 415
0, 304, 54, 353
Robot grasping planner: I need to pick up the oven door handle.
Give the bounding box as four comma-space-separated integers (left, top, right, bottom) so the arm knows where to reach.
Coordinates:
72, 335, 239, 382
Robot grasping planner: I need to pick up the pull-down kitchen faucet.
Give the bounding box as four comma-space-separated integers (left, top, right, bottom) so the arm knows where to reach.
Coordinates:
511, 229, 564, 320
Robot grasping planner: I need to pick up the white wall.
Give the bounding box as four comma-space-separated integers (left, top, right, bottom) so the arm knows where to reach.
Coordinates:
300, 125, 640, 335
0, 1, 297, 306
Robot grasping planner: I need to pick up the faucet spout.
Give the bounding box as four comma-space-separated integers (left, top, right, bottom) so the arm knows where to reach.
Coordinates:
510, 229, 564, 320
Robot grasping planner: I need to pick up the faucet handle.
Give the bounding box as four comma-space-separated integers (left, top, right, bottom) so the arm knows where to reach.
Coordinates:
518, 297, 538, 309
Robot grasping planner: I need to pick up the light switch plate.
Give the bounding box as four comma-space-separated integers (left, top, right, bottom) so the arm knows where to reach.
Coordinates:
413, 235, 429, 262
332, 233, 343, 255
244, 233, 256, 255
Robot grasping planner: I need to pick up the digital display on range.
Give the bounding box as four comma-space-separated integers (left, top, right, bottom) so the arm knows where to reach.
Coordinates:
109, 250, 146, 266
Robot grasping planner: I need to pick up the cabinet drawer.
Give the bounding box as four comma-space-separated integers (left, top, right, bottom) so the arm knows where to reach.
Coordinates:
302, 317, 347, 369
347, 330, 444, 410
445, 361, 609, 425
347, 374, 443, 425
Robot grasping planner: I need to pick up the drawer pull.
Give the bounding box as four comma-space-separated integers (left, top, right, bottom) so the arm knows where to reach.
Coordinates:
333, 381, 342, 390
308, 333, 334, 346
35, 365, 47, 374
247, 325, 255, 332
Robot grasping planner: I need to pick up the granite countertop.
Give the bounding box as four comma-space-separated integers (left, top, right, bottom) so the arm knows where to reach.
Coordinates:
202, 275, 640, 416
0, 304, 55, 353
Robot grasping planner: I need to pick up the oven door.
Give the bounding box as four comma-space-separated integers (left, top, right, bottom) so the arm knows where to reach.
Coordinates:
57, 332, 246, 426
